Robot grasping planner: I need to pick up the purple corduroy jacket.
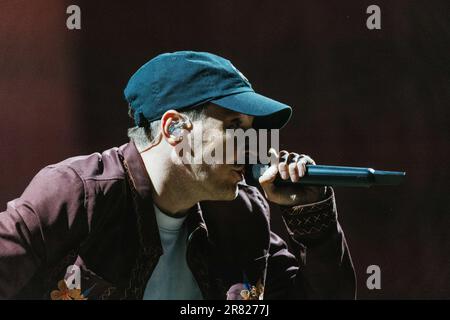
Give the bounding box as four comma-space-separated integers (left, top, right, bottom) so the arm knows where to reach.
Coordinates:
0, 141, 356, 299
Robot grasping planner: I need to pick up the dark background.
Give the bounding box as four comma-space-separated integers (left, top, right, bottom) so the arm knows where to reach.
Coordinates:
0, 0, 449, 299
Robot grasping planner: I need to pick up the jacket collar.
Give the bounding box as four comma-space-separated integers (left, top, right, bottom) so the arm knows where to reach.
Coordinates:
120, 140, 153, 202
118, 140, 208, 238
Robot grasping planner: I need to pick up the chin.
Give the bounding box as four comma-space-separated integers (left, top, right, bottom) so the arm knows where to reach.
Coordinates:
211, 183, 239, 201
224, 187, 239, 201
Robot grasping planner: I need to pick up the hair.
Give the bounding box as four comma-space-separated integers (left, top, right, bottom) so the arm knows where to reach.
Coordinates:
127, 104, 207, 151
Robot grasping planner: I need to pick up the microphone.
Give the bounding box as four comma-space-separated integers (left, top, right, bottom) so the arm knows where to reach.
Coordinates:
250, 164, 406, 188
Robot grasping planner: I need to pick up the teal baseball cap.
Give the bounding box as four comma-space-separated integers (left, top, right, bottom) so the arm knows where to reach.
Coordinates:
124, 51, 292, 129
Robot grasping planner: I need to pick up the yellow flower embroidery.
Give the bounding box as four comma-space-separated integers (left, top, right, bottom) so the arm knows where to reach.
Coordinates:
50, 280, 87, 300
240, 279, 264, 300
240, 289, 251, 300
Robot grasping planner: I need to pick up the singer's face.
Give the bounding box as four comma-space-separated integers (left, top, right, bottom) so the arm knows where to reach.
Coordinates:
186, 103, 254, 201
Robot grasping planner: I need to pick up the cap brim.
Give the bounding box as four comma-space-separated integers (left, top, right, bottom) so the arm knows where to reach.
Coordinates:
211, 91, 292, 129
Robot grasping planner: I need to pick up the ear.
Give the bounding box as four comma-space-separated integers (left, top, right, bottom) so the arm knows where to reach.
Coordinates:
161, 110, 192, 146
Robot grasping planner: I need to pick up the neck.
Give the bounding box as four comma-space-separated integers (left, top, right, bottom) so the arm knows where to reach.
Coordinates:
140, 145, 199, 217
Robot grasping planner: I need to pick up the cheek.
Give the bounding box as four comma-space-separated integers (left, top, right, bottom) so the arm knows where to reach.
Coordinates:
201, 129, 228, 162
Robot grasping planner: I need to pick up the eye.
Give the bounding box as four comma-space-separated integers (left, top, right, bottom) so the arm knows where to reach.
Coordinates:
226, 118, 242, 130
226, 123, 240, 130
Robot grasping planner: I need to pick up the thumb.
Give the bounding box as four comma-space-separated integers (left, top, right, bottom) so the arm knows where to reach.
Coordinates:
258, 148, 279, 187
258, 163, 279, 186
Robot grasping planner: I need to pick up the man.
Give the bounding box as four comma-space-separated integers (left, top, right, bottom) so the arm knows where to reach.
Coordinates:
0, 51, 355, 300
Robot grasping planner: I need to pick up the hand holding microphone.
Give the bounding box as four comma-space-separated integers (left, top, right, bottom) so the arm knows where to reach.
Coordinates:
258, 149, 327, 206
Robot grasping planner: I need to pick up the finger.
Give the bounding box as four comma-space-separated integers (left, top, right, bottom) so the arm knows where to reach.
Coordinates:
297, 158, 307, 177
288, 161, 299, 182
278, 150, 289, 180
288, 154, 300, 182
299, 154, 316, 165
297, 155, 316, 178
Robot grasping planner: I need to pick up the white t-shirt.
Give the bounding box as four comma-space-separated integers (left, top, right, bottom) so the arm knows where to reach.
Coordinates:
142, 204, 203, 300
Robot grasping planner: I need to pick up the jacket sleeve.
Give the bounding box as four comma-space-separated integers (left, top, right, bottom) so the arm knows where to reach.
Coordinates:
0, 165, 88, 299
264, 187, 356, 299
